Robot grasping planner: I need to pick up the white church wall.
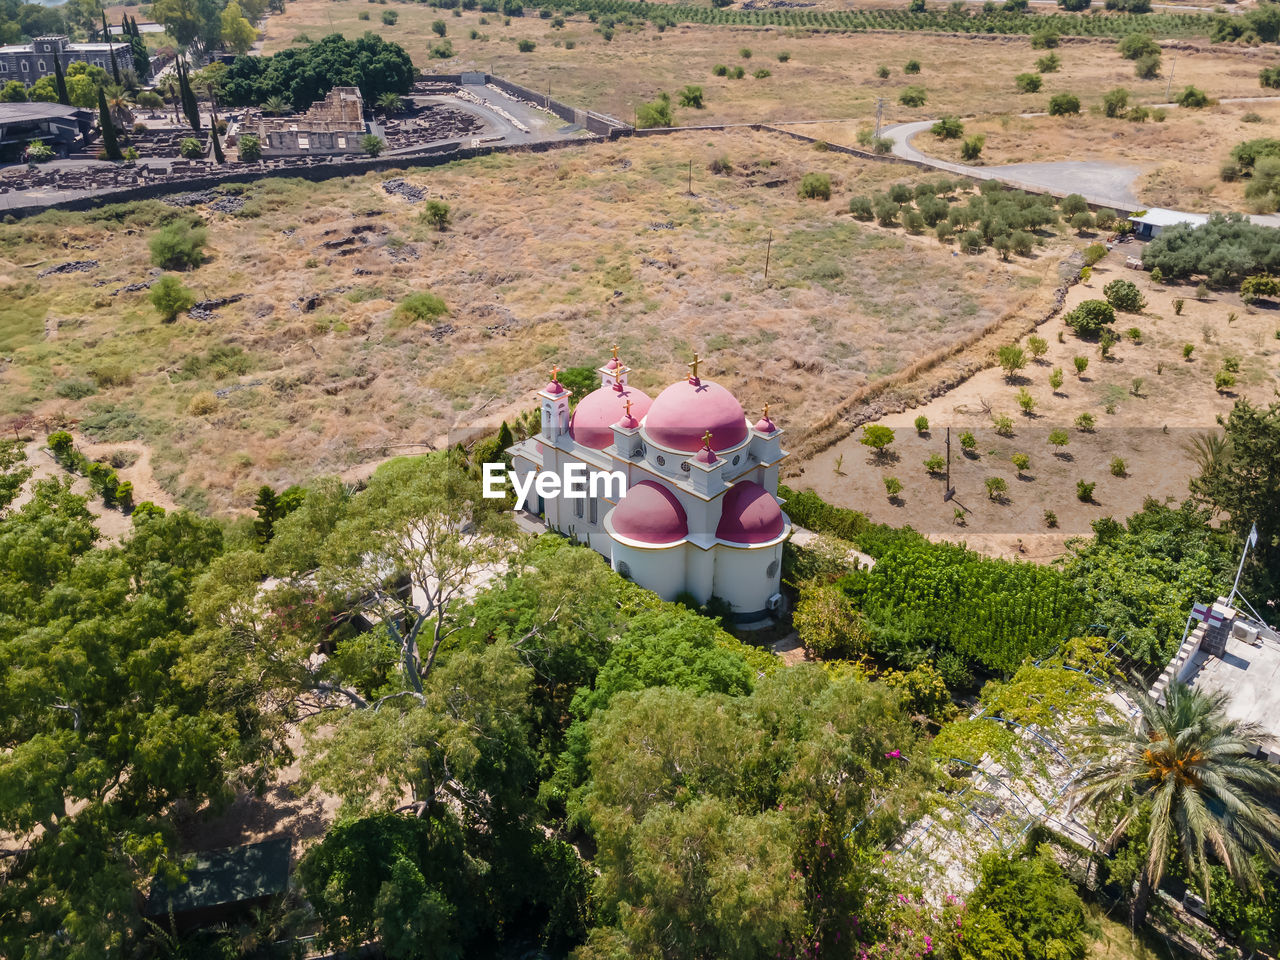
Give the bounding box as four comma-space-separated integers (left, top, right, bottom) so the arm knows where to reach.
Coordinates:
714, 543, 783, 615
612, 542, 687, 601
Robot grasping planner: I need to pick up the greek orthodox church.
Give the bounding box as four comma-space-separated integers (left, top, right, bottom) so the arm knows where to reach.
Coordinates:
507, 351, 790, 621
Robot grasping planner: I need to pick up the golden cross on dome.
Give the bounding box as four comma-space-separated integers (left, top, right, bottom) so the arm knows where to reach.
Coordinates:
763, 401, 771, 420
611, 343, 620, 361
623, 398, 633, 418
550, 365, 560, 383
702, 429, 714, 450
688, 353, 702, 381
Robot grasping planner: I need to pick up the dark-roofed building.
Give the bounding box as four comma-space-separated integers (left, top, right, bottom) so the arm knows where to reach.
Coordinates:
0, 102, 92, 159
0, 36, 132, 85
144, 838, 292, 932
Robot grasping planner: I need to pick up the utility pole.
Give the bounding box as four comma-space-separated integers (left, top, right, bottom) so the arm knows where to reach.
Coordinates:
873, 97, 886, 140
943, 426, 955, 502
763, 229, 773, 282
1165, 54, 1176, 102
687, 159, 692, 194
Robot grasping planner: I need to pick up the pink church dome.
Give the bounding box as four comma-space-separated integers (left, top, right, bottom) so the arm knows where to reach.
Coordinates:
610, 480, 688, 545
569, 383, 652, 450
716, 481, 785, 544
643, 377, 748, 452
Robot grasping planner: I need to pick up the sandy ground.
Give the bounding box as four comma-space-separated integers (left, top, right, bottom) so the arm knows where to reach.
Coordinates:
793, 243, 1280, 560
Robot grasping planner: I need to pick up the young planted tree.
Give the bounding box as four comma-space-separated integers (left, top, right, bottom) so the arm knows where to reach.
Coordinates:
997, 344, 1027, 381
1049, 367, 1064, 392
148, 275, 196, 321
1074, 681, 1280, 926
1027, 335, 1049, 361
859, 424, 896, 461
1048, 428, 1070, 455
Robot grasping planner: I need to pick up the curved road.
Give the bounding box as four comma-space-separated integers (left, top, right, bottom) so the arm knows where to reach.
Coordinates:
881, 103, 1280, 226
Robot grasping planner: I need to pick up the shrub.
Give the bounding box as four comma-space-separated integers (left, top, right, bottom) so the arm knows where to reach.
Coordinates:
1134, 53, 1162, 79
936, 221, 953, 242
637, 93, 674, 129
1082, 242, 1108, 266
876, 64, 890, 79
1011, 232, 1034, 257
889, 183, 914, 204
149, 275, 196, 321
394, 292, 448, 326
149, 222, 206, 271
958, 229, 984, 254
1027, 335, 1049, 360
1012, 452, 1031, 473
361, 134, 385, 156
1061, 193, 1088, 217
381, 8, 397, 23
1125, 326, 1143, 342
1075, 412, 1096, 431
178, 137, 203, 160
875, 201, 900, 227
1016, 389, 1036, 415
739, 47, 752, 58
799, 173, 831, 201
188, 391, 219, 415
358, 9, 369, 18
1016, 72, 1042, 93
432, 18, 447, 35
903, 210, 926, 234
1044, 509, 1058, 528
1070, 212, 1095, 234
1031, 30, 1059, 49
778, 51, 791, 62
924, 453, 946, 474
884, 476, 903, 499
898, 85, 927, 107
1183, 342, 1195, 360
422, 200, 451, 231
1036, 52, 1061, 73
960, 134, 985, 161
931, 116, 964, 139
1064, 299, 1116, 338
1049, 367, 1064, 391
1118, 32, 1160, 59
55, 378, 97, 400
1241, 274, 1280, 303
48, 431, 74, 457
1073, 355, 1089, 377
1110, 456, 1127, 477
915, 415, 930, 434
985, 476, 1008, 500
712, 64, 728, 77
1095, 208, 1117, 229
1102, 87, 1129, 119
1103, 278, 1146, 313
1215, 369, 1237, 392
237, 134, 261, 161
959, 431, 977, 451
1048, 93, 1080, 116
753, 69, 771, 79
904, 59, 921, 74
517, 38, 536, 52
993, 414, 1015, 437
872, 137, 894, 155
1261, 67, 1280, 89
1177, 85, 1210, 108
1076, 479, 1096, 502
678, 85, 704, 109
848, 195, 874, 220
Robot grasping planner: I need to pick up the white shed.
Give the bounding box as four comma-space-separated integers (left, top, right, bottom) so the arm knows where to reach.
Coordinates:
1128, 208, 1210, 240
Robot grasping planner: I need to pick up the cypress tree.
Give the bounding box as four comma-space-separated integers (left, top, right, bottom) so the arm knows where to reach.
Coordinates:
100, 10, 110, 44
109, 42, 121, 85
178, 60, 201, 130
98, 86, 122, 161
210, 125, 225, 164
52, 55, 69, 106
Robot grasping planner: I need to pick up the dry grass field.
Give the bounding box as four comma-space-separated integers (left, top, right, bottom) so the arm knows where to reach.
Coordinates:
259, 1, 1271, 124
796, 245, 1280, 559
0, 129, 1064, 514
899, 100, 1280, 212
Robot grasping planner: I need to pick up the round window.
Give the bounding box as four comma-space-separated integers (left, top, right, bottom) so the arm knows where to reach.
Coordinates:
732, 455, 741, 466
680, 462, 691, 473
656, 455, 666, 467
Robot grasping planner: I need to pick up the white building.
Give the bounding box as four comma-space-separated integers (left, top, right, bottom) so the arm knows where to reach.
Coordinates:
1127, 207, 1210, 240
507, 352, 790, 621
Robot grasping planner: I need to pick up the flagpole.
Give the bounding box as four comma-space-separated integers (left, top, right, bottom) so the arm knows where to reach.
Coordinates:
1229, 523, 1258, 607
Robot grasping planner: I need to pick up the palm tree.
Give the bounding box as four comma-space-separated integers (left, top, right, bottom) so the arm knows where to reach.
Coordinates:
1073, 680, 1280, 928
376, 91, 403, 116
104, 84, 134, 131
260, 95, 288, 116
1186, 430, 1230, 480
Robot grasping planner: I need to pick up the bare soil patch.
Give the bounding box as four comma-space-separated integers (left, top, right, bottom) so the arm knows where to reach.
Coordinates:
794, 245, 1280, 560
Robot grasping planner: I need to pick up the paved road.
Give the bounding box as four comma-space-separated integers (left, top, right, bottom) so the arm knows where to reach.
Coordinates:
882, 107, 1280, 226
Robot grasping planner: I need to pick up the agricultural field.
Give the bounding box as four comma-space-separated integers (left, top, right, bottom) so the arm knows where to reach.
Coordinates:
258, 0, 1271, 124
799, 246, 1280, 559
0, 129, 1062, 515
